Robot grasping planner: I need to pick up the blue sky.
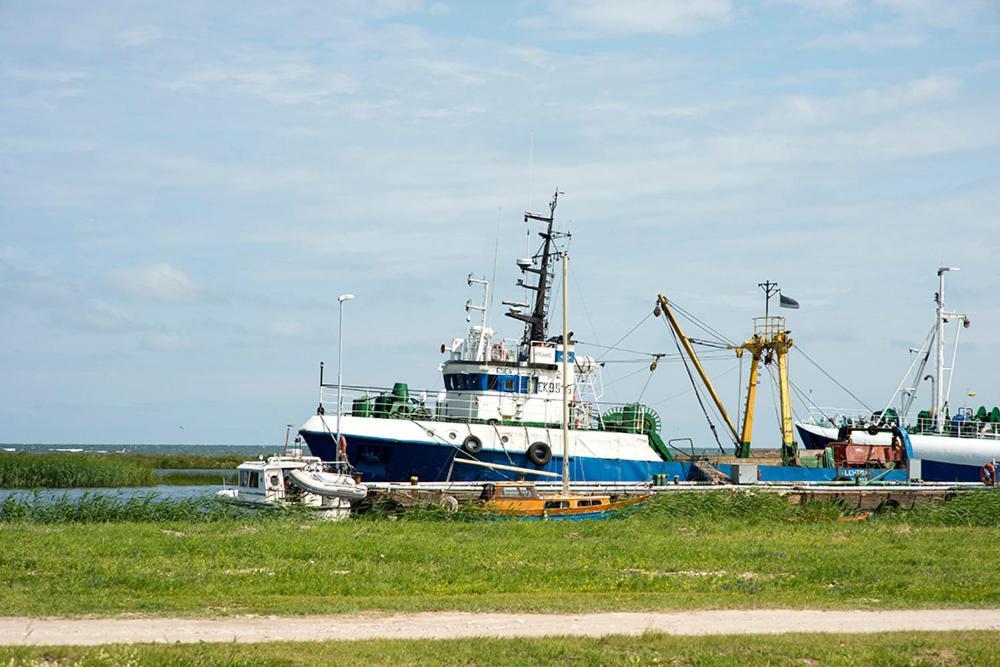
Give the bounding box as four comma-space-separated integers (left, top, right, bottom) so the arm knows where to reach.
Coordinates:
2, 0, 998, 446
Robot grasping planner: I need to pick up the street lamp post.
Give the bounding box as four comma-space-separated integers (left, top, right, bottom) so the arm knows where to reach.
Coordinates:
336, 294, 355, 460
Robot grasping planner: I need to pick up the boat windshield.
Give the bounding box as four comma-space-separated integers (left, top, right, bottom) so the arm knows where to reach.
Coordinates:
499, 485, 536, 498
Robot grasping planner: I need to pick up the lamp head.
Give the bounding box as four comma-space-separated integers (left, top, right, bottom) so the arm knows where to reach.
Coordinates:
338, 294, 355, 303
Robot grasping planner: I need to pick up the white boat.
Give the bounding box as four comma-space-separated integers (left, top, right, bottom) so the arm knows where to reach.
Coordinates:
796, 267, 1000, 482
217, 449, 367, 520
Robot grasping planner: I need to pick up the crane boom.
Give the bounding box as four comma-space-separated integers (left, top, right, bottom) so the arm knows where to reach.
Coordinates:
655, 294, 740, 444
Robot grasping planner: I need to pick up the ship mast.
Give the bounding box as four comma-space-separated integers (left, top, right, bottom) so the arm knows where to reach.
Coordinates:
506, 190, 565, 344
934, 268, 949, 432
933, 267, 969, 433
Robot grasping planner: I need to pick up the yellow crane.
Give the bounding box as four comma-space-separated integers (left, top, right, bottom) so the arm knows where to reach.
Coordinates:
655, 282, 800, 465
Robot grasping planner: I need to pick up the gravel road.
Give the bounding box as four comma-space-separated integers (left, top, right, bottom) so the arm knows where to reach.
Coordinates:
1, 609, 998, 646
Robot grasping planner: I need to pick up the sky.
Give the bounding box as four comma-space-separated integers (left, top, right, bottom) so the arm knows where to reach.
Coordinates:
1, 0, 998, 447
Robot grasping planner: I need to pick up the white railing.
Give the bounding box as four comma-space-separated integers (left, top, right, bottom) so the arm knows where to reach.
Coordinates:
752, 316, 786, 338
803, 406, 1000, 440
802, 407, 867, 429
318, 383, 653, 433
911, 420, 1000, 440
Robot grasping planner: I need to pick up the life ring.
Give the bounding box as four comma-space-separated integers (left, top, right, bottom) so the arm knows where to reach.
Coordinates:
462, 435, 483, 455
489, 343, 507, 362
980, 463, 997, 487
527, 441, 552, 466
338, 435, 348, 458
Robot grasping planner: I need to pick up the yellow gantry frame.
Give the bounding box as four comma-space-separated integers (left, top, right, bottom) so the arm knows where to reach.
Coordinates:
656, 294, 798, 465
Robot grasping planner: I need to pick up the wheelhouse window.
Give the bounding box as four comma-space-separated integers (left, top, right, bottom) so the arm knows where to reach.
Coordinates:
445, 373, 489, 391
240, 470, 260, 488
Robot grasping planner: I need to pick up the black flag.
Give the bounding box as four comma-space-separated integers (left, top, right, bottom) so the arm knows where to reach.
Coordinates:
779, 294, 799, 309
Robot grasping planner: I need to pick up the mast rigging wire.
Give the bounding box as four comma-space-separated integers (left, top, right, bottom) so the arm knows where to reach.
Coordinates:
594, 312, 653, 361
793, 346, 874, 412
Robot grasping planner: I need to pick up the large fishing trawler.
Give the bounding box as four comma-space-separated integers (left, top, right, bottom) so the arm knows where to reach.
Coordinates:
795, 268, 1000, 482
298, 192, 681, 483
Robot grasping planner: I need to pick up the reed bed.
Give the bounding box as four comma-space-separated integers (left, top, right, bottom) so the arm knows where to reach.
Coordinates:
0, 453, 155, 488
872, 489, 1000, 526
366, 488, 1000, 527
155, 470, 237, 486
630, 488, 1000, 526
112, 453, 253, 470
0, 492, 313, 523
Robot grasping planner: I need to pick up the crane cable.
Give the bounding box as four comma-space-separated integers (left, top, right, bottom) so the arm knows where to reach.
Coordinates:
669, 299, 737, 347
663, 314, 730, 454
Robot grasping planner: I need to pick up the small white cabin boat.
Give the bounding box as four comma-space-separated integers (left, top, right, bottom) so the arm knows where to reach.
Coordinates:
217, 450, 367, 520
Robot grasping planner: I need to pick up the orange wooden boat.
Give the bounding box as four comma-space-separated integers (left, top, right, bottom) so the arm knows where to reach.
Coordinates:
480, 482, 648, 520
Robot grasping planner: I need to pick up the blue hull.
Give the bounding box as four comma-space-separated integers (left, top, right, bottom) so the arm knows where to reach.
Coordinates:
919, 459, 983, 483
795, 424, 987, 482
300, 430, 906, 484
797, 425, 834, 451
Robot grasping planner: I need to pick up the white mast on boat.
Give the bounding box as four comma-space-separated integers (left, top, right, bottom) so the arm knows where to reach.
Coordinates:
934, 268, 952, 432
933, 267, 969, 434
336, 293, 355, 458
561, 253, 571, 496
466, 274, 490, 361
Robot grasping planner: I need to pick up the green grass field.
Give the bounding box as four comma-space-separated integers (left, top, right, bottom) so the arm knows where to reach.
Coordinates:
1, 632, 997, 666
1, 491, 997, 617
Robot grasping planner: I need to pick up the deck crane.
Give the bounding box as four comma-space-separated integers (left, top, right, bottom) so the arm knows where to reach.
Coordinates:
655, 282, 800, 465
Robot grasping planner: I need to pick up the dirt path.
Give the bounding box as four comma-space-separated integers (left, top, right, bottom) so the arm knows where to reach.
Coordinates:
1, 609, 998, 646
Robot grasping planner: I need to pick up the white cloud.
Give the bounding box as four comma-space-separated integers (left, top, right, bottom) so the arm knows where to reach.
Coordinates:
806, 0, 995, 50
267, 321, 308, 338
111, 263, 201, 303
142, 332, 193, 351
71, 301, 137, 331
168, 63, 357, 106
116, 25, 162, 48
774, 0, 857, 11
808, 21, 925, 49
769, 75, 961, 126
0, 254, 75, 308
2, 66, 87, 84
524, 0, 733, 36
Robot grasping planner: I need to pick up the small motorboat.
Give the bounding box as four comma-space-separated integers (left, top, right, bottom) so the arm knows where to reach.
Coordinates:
479, 482, 648, 520
217, 449, 367, 520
